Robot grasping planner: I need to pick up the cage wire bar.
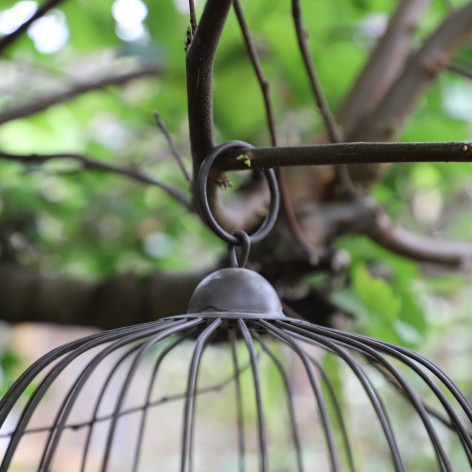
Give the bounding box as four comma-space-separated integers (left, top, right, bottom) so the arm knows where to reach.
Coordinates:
0, 310, 472, 471
0, 140, 471, 471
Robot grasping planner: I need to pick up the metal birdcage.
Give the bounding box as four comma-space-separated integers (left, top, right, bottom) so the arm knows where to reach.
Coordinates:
0, 142, 471, 472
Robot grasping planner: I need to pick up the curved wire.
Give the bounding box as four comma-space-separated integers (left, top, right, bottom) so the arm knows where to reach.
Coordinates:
132, 335, 189, 472
0, 313, 471, 471
238, 319, 268, 472
229, 328, 245, 472
80, 343, 143, 471
305, 353, 357, 472
278, 319, 462, 471
288, 318, 472, 448
181, 319, 222, 472
256, 320, 342, 472
100, 321, 203, 471
0, 319, 182, 471
197, 140, 280, 246
40, 319, 204, 471
254, 333, 305, 472
257, 328, 357, 471
265, 320, 408, 470
0, 321, 164, 418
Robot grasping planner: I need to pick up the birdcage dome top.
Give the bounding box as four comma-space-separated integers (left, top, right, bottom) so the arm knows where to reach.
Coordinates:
186, 267, 284, 317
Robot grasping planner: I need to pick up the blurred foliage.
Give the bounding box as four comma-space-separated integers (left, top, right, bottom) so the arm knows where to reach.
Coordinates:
1, 2, 472, 470
0, 0, 471, 352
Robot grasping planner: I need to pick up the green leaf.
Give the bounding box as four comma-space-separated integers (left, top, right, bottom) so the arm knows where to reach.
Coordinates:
352, 263, 402, 322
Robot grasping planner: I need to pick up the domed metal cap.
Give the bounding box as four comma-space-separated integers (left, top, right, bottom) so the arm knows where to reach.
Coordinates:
187, 268, 284, 316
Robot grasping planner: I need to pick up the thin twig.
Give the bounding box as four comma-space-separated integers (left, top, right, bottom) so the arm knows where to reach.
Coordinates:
188, 0, 198, 35
447, 63, 472, 80
336, 165, 357, 196
291, 0, 356, 196
0, 0, 68, 54
291, 0, 342, 144
233, 0, 324, 260
0, 64, 160, 125
276, 169, 323, 262
153, 110, 192, 184
233, 0, 277, 146
0, 150, 190, 207
0, 57, 160, 131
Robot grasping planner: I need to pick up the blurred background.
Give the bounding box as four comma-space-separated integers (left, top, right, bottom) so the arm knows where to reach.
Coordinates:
0, 0, 472, 469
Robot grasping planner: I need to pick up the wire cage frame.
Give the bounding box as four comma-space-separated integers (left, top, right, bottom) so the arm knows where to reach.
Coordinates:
0, 267, 471, 472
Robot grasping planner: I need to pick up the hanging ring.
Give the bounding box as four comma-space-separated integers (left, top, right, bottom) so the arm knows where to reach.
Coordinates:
197, 140, 280, 246
228, 230, 251, 268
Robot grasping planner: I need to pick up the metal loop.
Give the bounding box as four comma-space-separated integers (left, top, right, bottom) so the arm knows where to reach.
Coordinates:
228, 230, 251, 268
197, 140, 280, 245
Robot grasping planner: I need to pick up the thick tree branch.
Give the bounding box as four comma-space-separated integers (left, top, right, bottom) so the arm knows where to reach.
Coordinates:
0, 0, 67, 55
0, 264, 208, 328
0, 150, 190, 206
186, 0, 233, 171
367, 208, 472, 268
361, 1, 472, 142
186, 0, 271, 237
0, 63, 160, 125
338, 0, 430, 140
339, 1, 472, 187
214, 141, 472, 172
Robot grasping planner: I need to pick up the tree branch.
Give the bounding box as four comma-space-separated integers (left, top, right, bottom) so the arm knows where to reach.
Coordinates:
0, 63, 160, 125
206, 140, 472, 243
213, 141, 472, 172
185, 0, 233, 172
0, 0, 68, 55
221, 140, 472, 269
337, 0, 430, 140
447, 63, 472, 80
361, 1, 472, 142
292, 0, 343, 144
153, 110, 192, 184
185, 0, 268, 236
233, 0, 277, 147
0, 150, 190, 206
367, 207, 472, 268
188, 0, 198, 35
291, 0, 357, 195
233, 1, 319, 259
0, 264, 208, 328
